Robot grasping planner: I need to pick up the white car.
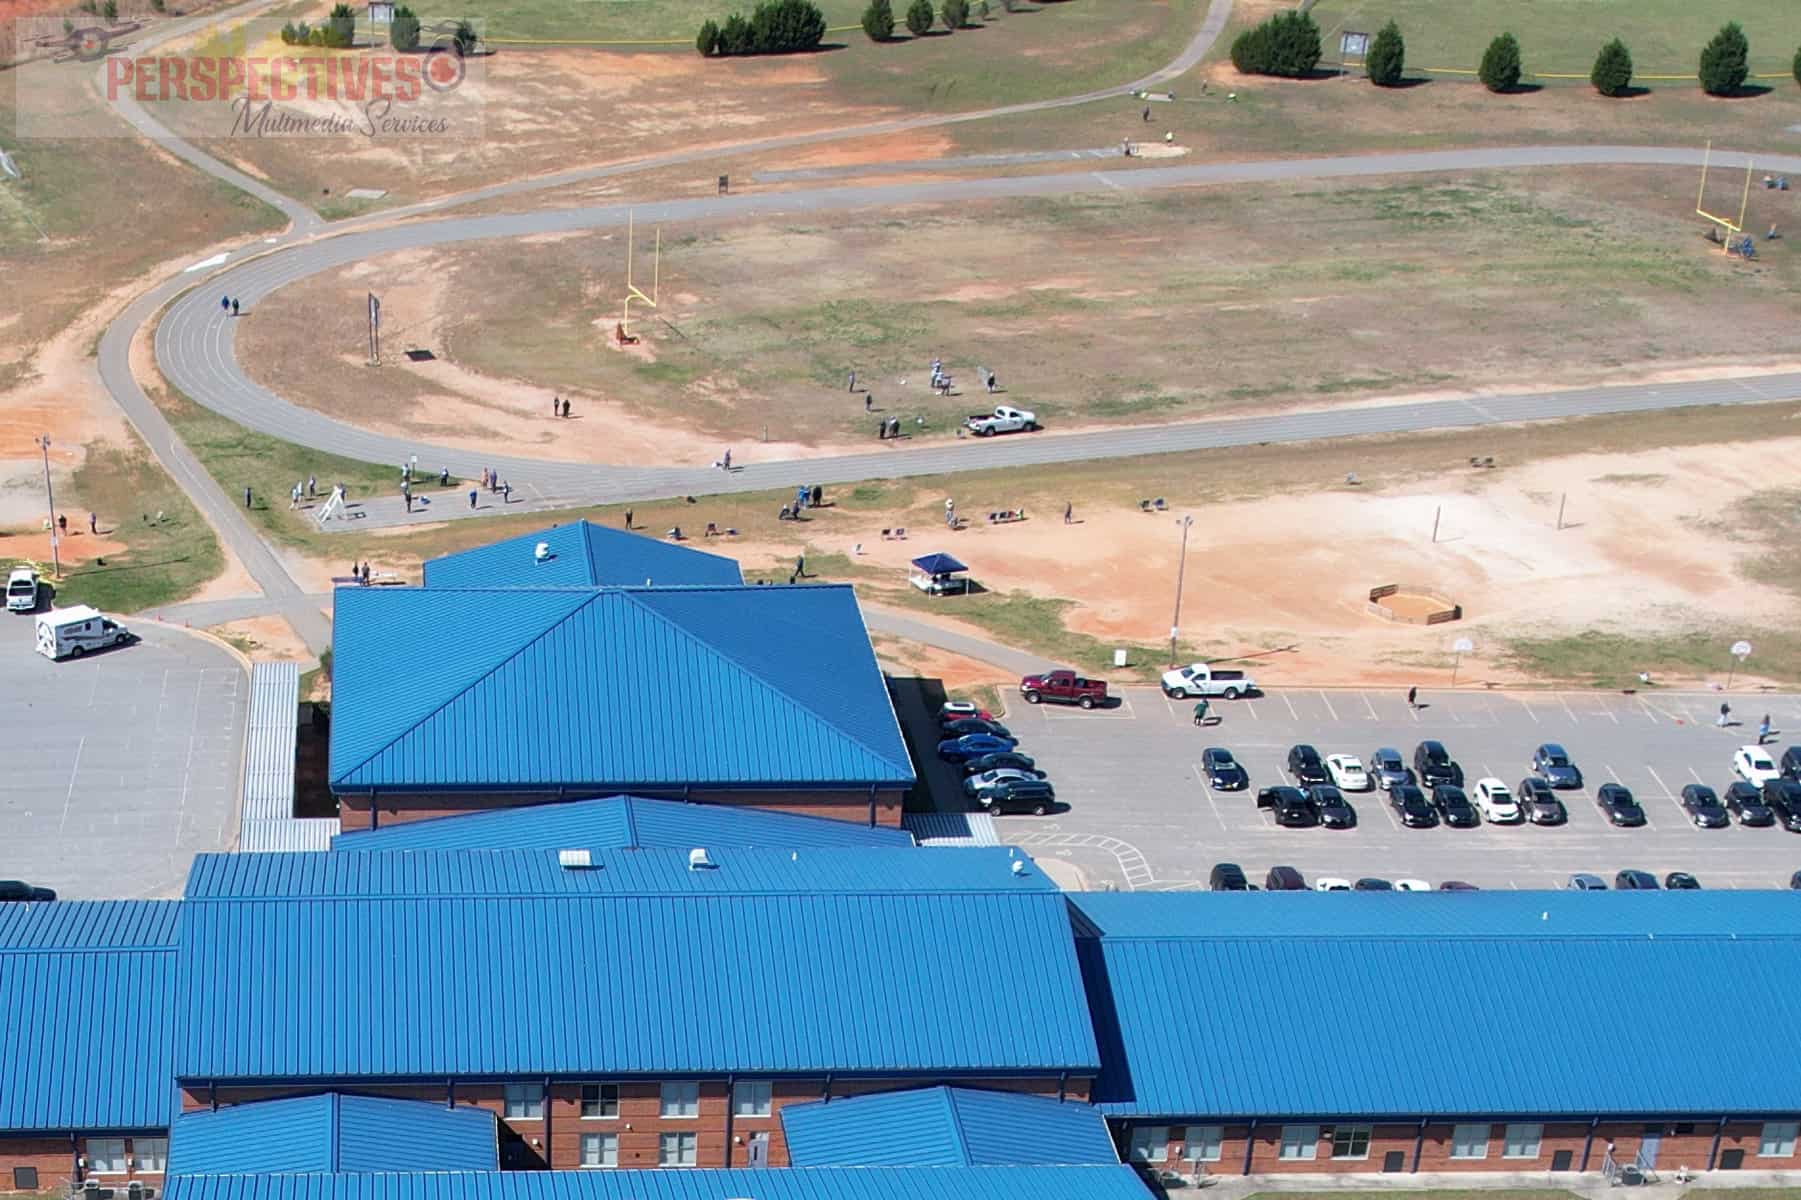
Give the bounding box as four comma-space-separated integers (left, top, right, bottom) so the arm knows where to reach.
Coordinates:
1313, 877, 1352, 892
1394, 878, 1432, 892
1472, 778, 1522, 824
963, 768, 1038, 797
6, 567, 39, 613
1325, 754, 1371, 792
1734, 746, 1782, 786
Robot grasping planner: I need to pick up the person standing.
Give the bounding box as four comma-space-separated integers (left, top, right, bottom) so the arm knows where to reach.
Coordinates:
88, 512, 97, 535
307, 474, 316, 498
562, 398, 571, 418
1407, 686, 1418, 711
439, 466, 450, 487
502, 480, 512, 505
847, 370, 856, 393
865, 393, 873, 413
243, 486, 253, 509
624, 508, 633, 529
468, 488, 478, 510
231, 298, 240, 317
1758, 714, 1772, 745
1717, 701, 1731, 728
553, 395, 560, 417
1063, 501, 1073, 525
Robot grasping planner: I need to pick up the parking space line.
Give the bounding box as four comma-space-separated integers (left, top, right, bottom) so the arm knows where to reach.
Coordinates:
1318, 691, 1339, 722
1361, 693, 1379, 721
1593, 697, 1621, 724
1189, 764, 1226, 831
1242, 697, 1260, 720
1516, 699, 1540, 724
1558, 695, 1579, 724
1280, 693, 1298, 721
1378, 793, 1400, 830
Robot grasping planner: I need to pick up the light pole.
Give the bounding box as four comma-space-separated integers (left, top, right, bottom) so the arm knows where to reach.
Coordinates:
36, 434, 59, 578
1169, 515, 1193, 666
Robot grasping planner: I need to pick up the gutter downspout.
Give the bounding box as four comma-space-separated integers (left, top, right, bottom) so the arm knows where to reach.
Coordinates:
1411, 1119, 1426, 1172
207, 1081, 217, 1112
542, 1076, 552, 1168
369, 788, 379, 830
1707, 1117, 1727, 1170
447, 1080, 455, 1110
70, 1133, 79, 1185
1580, 1117, 1600, 1172
1241, 1119, 1257, 1175
723, 1076, 736, 1170
868, 784, 877, 827
1057, 1071, 1068, 1103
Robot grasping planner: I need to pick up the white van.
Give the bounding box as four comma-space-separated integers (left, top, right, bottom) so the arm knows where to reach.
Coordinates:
6, 567, 40, 613
35, 606, 132, 660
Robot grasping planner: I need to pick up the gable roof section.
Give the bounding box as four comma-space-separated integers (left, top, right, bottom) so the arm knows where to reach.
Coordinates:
0, 902, 178, 1132
422, 521, 744, 590
1072, 891, 1801, 1120
781, 1087, 1119, 1167
168, 1094, 497, 1175
329, 795, 914, 852
329, 586, 912, 791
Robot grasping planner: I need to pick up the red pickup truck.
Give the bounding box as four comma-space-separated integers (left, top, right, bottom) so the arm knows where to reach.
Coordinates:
1020, 669, 1109, 709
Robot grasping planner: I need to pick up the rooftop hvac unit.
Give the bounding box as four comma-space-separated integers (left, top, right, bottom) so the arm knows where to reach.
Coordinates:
558, 848, 594, 869
1010, 859, 1027, 876
689, 847, 715, 871
534, 542, 551, 562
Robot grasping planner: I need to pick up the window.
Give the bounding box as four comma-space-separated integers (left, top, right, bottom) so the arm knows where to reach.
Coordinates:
660, 1082, 700, 1118
1331, 1125, 1371, 1160
1450, 1123, 1491, 1161
503, 1084, 545, 1120
732, 1082, 772, 1118
1128, 1127, 1169, 1164
1503, 1124, 1543, 1160
659, 1132, 697, 1167
1760, 1122, 1799, 1158
87, 1139, 127, 1174
580, 1085, 619, 1119
1279, 1125, 1319, 1161
578, 1134, 618, 1168
134, 1138, 169, 1172
14, 1168, 40, 1191
1177, 1126, 1223, 1163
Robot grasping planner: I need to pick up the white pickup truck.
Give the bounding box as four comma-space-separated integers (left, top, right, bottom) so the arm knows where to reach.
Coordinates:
964, 405, 1039, 436
1161, 662, 1257, 700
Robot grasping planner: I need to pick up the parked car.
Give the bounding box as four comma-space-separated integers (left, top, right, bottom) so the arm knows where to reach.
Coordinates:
962, 751, 1040, 777
1314, 877, 1353, 892
1725, 780, 1775, 826
1201, 747, 1249, 791
1257, 786, 1317, 828
1567, 873, 1609, 891
936, 733, 1016, 763
1665, 872, 1702, 890
1286, 744, 1329, 787
941, 717, 1012, 739
1209, 862, 1250, 891
1790, 870, 1801, 890
1516, 777, 1568, 825
1412, 740, 1462, 787
1596, 783, 1647, 828
1161, 663, 1256, 700
1761, 779, 1801, 832
963, 768, 1041, 797
1530, 743, 1584, 789
1389, 784, 1438, 828
1019, 670, 1108, 709
1394, 878, 1432, 891
1353, 877, 1394, 891
1615, 869, 1660, 890
1305, 785, 1357, 829
0, 880, 55, 902
1678, 784, 1730, 829
1431, 784, 1480, 828
1472, 778, 1522, 824
1264, 865, 1307, 891
5, 566, 40, 613
1438, 880, 1480, 891
1368, 747, 1411, 791
965, 404, 1039, 436
938, 700, 992, 722
1783, 745, 1801, 781
979, 778, 1056, 815
1325, 754, 1372, 792
1734, 745, 1782, 787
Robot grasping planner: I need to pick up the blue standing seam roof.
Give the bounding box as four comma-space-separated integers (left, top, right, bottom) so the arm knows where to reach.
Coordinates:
174, 889, 1098, 1081
168, 1094, 498, 1175
1072, 892, 1801, 1120
328, 795, 915, 852
781, 1086, 1120, 1167
328, 585, 913, 791
422, 521, 744, 589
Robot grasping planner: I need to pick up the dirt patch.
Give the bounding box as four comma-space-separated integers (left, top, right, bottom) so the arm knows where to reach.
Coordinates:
207, 614, 317, 665
0, 526, 127, 568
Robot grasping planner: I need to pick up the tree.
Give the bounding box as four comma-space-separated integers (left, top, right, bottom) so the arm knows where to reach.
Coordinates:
1698, 22, 1748, 96
861, 0, 893, 41
100, 0, 117, 20
280, 19, 297, 43
1366, 18, 1403, 85
1794, 44, 1801, 86
747, 0, 824, 51
1590, 37, 1632, 97
904, 0, 932, 36
390, 4, 420, 51
719, 11, 752, 53
696, 17, 720, 53
1230, 11, 1319, 78
325, 2, 355, 47
941, 0, 966, 29
1230, 24, 1271, 74
1479, 32, 1522, 92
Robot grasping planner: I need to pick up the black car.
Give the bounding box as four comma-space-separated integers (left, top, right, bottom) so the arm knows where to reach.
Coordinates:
1679, 784, 1730, 829
941, 717, 1012, 740
1516, 777, 1568, 825
1209, 862, 1250, 891
1305, 785, 1357, 829
1596, 783, 1647, 828
980, 778, 1056, 815
1430, 784, 1480, 828
1665, 871, 1702, 890
1725, 780, 1776, 826
1761, 780, 1801, 832
1265, 865, 1307, 891
1530, 743, 1584, 789
1286, 744, 1330, 787
961, 751, 1041, 777
1201, 747, 1249, 791
1615, 869, 1660, 890
0, 880, 55, 903
1389, 784, 1439, 828
1257, 786, 1317, 828
1782, 745, 1801, 781
1412, 740, 1462, 787
1353, 877, 1394, 891
1791, 869, 1801, 890
1438, 880, 1480, 891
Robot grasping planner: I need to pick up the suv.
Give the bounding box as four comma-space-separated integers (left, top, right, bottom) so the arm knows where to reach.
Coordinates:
1019, 670, 1108, 709
1369, 747, 1411, 791
1725, 781, 1775, 826
1530, 743, 1584, 789
1761, 779, 1801, 832
1264, 865, 1307, 891
1257, 786, 1317, 828
1782, 746, 1801, 781
1209, 862, 1250, 891
1286, 744, 1329, 787
5, 567, 40, 613
980, 778, 1056, 815
1412, 740, 1462, 787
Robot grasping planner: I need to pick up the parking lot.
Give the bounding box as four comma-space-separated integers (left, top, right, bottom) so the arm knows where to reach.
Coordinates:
0, 622, 246, 898
969, 685, 1801, 891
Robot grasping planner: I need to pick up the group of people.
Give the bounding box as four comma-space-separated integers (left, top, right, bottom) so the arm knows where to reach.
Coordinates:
477, 467, 511, 505
218, 295, 241, 317
551, 395, 572, 418
287, 475, 321, 510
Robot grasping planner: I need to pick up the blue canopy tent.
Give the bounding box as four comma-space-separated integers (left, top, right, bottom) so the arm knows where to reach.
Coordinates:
910, 552, 971, 596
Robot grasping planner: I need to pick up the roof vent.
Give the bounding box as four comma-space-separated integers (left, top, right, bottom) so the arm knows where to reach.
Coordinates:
1011, 859, 1027, 877
558, 849, 594, 869
689, 847, 716, 871
534, 542, 552, 562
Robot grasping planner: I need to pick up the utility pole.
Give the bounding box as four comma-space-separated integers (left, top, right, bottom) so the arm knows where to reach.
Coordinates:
37, 434, 59, 578
1169, 515, 1193, 666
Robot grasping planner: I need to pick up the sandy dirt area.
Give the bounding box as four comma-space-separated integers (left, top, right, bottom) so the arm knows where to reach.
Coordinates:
206, 613, 317, 665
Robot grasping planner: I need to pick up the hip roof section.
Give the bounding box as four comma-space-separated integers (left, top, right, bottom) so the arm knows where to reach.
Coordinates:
423, 521, 744, 590
782, 1086, 1119, 1167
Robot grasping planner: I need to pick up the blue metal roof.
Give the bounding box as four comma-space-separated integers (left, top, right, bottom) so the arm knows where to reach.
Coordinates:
168, 1094, 497, 1174
330, 795, 915, 852
174, 884, 1097, 1080
1072, 891, 1801, 1119
423, 521, 743, 589
782, 1087, 1118, 1167
329, 586, 912, 791
186, 848, 1049, 898
0, 902, 178, 1132
161, 1167, 1152, 1200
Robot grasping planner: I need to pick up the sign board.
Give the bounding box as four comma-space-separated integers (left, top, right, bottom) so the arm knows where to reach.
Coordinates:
1113, 648, 1129, 668
369, 0, 394, 24
1731, 640, 1753, 660
1452, 637, 1474, 654
1340, 30, 1369, 60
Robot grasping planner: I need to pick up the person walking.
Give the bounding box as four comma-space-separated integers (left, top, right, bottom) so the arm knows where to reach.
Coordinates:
847, 370, 856, 393
439, 466, 450, 487
795, 553, 806, 579
221, 295, 229, 313
1758, 714, 1772, 745
404, 492, 413, 514
1192, 699, 1210, 726
1063, 501, 1073, 525
243, 486, 252, 508
553, 395, 560, 417
562, 398, 571, 419
985, 371, 997, 394
722, 448, 732, 470
1717, 701, 1731, 728
231, 298, 240, 317
289, 483, 300, 510
307, 474, 316, 498
1142, 105, 1151, 122
624, 508, 633, 529
468, 488, 478, 510
864, 393, 873, 413
1407, 686, 1418, 711
88, 512, 97, 535
502, 480, 512, 504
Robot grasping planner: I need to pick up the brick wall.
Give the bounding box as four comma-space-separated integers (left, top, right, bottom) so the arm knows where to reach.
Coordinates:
0, 1136, 167, 1193
336, 788, 906, 831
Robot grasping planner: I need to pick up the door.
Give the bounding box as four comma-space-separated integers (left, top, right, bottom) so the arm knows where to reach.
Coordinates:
747, 1133, 769, 1168
1719, 1149, 1744, 1170
1638, 1131, 1661, 1170
1382, 1151, 1405, 1173
1550, 1150, 1573, 1172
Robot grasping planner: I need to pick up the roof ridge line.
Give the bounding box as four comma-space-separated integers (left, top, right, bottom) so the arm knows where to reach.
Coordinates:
186, 886, 1051, 902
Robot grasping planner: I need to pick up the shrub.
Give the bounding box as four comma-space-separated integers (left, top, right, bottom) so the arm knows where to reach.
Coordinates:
293, 20, 311, 43
307, 26, 325, 45
747, 0, 824, 51
718, 11, 751, 53
904, 0, 932, 36
861, 0, 892, 41
149, 0, 164, 12
1590, 37, 1632, 97
1230, 11, 1319, 78
941, 0, 966, 29
1230, 24, 1270, 74
280, 19, 296, 43
1366, 19, 1403, 86
1698, 22, 1748, 96
1479, 32, 1521, 92
1794, 44, 1801, 86
390, 4, 419, 50
325, 1, 355, 47
696, 17, 720, 53
100, 0, 116, 19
